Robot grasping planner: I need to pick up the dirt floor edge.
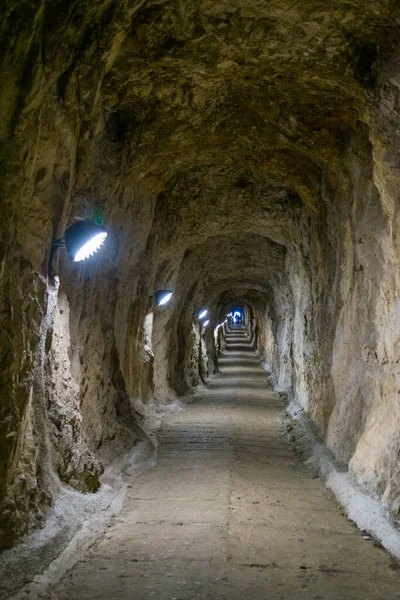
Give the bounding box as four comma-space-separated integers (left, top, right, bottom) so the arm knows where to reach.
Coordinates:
285, 399, 400, 561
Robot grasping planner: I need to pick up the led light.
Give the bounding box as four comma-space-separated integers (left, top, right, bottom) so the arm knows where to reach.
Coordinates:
197, 309, 208, 320
74, 232, 107, 262
65, 221, 108, 263
154, 290, 173, 306
203, 319, 210, 328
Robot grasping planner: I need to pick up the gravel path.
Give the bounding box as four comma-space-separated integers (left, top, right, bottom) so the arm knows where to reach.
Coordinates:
39, 330, 400, 599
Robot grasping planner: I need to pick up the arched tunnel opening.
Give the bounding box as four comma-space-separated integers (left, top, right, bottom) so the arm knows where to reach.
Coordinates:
1, 1, 400, 597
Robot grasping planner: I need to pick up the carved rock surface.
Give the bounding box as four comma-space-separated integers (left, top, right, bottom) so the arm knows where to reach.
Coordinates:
0, 0, 400, 550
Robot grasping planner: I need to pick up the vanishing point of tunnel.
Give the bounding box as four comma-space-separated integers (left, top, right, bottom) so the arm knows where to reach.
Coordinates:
1, 1, 400, 599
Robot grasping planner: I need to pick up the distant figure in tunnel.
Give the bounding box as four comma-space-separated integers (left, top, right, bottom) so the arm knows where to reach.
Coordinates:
233, 311, 242, 327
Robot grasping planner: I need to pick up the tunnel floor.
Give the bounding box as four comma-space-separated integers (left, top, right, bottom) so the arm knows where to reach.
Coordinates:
44, 330, 400, 599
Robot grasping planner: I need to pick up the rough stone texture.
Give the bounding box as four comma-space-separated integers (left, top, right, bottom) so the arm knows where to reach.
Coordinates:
1, 0, 400, 552
15, 330, 400, 600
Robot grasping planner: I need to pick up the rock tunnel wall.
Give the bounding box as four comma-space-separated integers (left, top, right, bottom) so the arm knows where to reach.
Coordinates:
256, 123, 400, 514
1, 0, 400, 551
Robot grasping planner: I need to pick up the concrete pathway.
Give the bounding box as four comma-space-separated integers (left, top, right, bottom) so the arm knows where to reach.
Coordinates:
47, 330, 400, 599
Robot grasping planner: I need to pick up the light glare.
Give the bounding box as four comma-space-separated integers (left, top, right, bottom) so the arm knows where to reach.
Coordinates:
198, 309, 208, 319
158, 292, 173, 306
203, 319, 210, 327
74, 232, 107, 262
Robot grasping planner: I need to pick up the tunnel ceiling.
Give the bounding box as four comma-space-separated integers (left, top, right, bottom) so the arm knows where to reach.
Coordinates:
173, 233, 285, 312
3, 0, 399, 280
154, 167, 301, 251
74, 0, 397, 293
98, 0, 394, 188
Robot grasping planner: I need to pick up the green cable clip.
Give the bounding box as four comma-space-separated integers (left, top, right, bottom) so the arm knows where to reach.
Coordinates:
95, 205, 103, 225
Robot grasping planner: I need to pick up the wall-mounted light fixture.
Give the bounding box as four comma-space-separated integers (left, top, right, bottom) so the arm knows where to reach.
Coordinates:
202, 319, 210, 328
154, 290, 173, 306
196, 308, 208, 320
65, 221, 107, 262
216, 319, 228, 328
50, 220, 108, 271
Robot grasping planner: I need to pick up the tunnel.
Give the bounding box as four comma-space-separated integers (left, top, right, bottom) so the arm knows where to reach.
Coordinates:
1, 1, 400, 598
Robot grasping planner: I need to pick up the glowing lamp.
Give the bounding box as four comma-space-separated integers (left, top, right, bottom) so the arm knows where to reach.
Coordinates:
197, 308, 208, 320
154, 290, 173, 306
203, 319, 210, 328
65, 221, 107, 262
